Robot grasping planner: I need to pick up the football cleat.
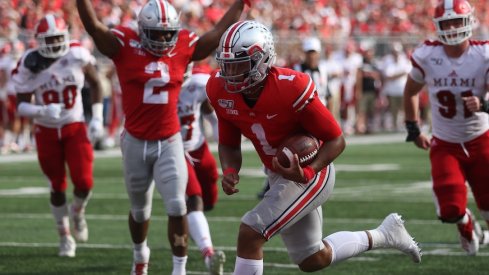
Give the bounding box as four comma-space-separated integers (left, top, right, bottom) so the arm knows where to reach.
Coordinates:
459, 230, 479, 256
458, 209, 480, 255
376, 213, 422, 263
479, 230, 489, 245
208, 250, 226, 275
59, 235, 76, 257
131, 246, 150, 275
70, 205, 88, 242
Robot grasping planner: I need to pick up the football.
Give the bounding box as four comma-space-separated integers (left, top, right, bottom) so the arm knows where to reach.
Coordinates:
276, 133, 320, 168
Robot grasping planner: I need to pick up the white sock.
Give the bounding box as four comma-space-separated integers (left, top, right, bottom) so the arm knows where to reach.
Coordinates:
134, 239, 148, 252
234, 257, 263, 275
368, 228, 386, 249
50, 203, 70, 236
71, 191, 92, 214
172, 255, 187, 275
324, 231, 370, 265
187, 211, 213, 257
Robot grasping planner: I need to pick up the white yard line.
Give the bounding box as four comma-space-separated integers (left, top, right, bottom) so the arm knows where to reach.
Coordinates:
0, 133, 406, 163
0, 241, 487, 257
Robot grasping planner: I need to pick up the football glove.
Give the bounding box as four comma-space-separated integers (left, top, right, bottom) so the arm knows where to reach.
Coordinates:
43, 103, 64, 119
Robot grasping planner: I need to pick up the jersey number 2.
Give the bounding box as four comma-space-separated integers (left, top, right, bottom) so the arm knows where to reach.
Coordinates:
143, 64, 170, 104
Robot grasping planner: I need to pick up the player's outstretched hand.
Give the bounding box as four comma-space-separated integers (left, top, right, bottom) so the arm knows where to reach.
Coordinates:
272, 154, 308, 183
222, 168, 240, 195
43, 103, 64, 119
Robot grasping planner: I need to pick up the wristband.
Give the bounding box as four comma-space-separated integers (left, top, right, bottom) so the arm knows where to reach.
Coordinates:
223, 167, 237, 176
242, 0, 251, 7
302, 166, 316, 183
405, 120, 420, 142
481, 98, 489, 113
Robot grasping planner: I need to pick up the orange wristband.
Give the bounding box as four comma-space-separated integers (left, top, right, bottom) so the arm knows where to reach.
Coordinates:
302, 166, 315, 182
223, 167, 237, 176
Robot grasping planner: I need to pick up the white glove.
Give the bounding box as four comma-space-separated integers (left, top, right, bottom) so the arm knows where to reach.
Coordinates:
88, 117, 104, 142
42, 103, 64, 119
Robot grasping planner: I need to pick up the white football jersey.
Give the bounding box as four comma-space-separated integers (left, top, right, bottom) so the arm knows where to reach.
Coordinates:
410, 40, 489, 143
178, 73, 210, 151
12, 44, 94, 128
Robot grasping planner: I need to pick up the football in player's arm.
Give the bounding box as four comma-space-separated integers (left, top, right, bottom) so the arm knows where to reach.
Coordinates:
207, 20, 421, 275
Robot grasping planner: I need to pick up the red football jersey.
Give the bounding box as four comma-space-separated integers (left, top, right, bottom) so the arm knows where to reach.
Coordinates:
110, 26, 198, 140
207, 67, 342, 170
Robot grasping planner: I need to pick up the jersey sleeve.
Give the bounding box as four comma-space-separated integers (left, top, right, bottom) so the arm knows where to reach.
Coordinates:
299, 96, 342, 141
409, 43, 428, 84
69, 42, 96, 66
206, 72, 241, 147
10, 54, 33, 94
289, 73, 317, 112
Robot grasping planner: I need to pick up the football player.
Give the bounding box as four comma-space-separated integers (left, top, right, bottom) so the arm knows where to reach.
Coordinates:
11, 14, 103, 258
76, 0, 251, 274
178, 62, 225, 274
207, 20, 421, 274
404, 0, 489, 255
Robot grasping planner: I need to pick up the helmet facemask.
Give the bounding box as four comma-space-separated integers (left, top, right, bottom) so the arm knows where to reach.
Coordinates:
37, 32, 70, 58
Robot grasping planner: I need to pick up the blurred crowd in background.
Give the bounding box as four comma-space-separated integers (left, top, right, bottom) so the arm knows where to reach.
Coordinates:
1, 0, 489, 154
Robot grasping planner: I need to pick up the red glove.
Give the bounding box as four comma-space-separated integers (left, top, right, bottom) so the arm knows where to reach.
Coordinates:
242, 0, 251, 7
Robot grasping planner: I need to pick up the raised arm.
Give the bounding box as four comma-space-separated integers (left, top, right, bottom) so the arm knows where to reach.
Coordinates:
191, 0, 248, 61
76, 0, 120, 58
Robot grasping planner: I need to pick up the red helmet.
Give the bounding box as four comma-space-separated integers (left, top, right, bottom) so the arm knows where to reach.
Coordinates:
433, 0, 474, 45
35, 14, 69, 58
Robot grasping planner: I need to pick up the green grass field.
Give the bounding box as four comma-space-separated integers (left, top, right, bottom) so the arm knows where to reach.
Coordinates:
1, 135, 488, 274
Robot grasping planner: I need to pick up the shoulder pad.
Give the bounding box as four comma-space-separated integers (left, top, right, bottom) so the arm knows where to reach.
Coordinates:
24, 51, 55, 73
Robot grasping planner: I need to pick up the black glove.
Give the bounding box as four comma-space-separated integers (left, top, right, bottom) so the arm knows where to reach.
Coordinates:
481, 98, 489, 113
405, 121, 420, 142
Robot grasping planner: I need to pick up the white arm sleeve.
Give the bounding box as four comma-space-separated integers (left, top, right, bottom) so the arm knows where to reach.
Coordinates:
17, 102, 45, 118
203, 111, 218, 142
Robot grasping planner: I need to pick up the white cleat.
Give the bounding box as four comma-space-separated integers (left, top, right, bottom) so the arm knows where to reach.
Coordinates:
459, 230, 479, 256
131, 246, 150, 275
479, 230, 489, 246
59, 235, 76, 257
460, 209, 480, 255
377, 213, 422, 263
70, 206, 88, 242
208, 250, 226, 275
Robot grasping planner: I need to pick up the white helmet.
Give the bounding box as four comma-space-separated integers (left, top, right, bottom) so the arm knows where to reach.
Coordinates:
433, 0, 475, 45
138, 0, 181, 56
35, 14, 69, 58
216, 21, 276, 93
